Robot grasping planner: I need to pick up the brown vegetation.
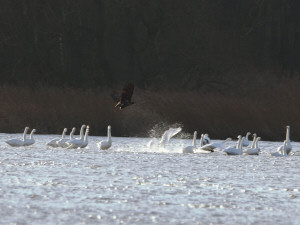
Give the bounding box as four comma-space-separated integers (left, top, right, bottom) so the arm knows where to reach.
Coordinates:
1, 79, 299, 141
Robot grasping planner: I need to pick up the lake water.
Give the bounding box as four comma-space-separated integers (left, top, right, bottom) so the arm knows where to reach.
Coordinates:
0, 133, 300, 225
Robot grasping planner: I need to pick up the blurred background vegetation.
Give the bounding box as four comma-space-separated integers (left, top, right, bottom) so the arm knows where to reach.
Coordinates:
0, 0, 299, 140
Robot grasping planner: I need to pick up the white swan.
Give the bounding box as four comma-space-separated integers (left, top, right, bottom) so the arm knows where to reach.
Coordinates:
97, 125, 112, 150
57, 127, 76, 148
224, 135, 243, 155
46, 128, 67, 147
6, 127, 29, 147
242, 132, 251, 147
271, 140, 288, 157
66, 124, 86, 149
24, 129, 36, 146
203, 133, 210, 145
159, 127, 182, 147
146, 127, 182, 148
200, 137, 232, 152
182, 131, 197, 153
244, 137, 261, 155
80, 125, 90, 148
277, 125, 292, 155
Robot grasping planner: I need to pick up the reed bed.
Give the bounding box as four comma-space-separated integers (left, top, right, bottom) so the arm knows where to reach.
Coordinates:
0, 80, 299, 141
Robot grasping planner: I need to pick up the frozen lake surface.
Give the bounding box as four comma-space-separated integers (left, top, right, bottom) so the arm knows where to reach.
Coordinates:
0, 133, 300, 225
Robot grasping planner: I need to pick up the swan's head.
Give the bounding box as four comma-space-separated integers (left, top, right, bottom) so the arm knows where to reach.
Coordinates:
256, 137, 261, 141
246, 132, 251, 136
286, 125, 290, 129
85, 125, 90, 132
63, 128, 68, 132
252, 133, 257, 137
108, 125, 111, 130
31, 129, 36, 133
81, 125, 86, 129
225, 137, 232, 141
71, 127, 76, 132
237, 135, 242, 139
25, 126, 29, 130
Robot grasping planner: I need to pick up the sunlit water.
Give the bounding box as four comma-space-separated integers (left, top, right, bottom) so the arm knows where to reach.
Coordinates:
0, 133, 300, 225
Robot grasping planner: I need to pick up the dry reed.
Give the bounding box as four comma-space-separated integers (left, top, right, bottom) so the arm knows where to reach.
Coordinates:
0, 80, 299, 141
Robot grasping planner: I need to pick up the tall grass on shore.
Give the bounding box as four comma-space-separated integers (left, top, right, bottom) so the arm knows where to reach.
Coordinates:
0, 80, 299, 141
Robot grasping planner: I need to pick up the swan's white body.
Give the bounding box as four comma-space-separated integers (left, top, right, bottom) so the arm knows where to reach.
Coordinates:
277, 126, 292, 155
6, 127, 29, 147
47, 128, 67, 147
244, 136, 261, 155
24, 129, 36, 146
182, 131, 197, 153
272, 141, 288, 157
224, 136, 243, 155
57, 127, 76, 148
200, 138, 232, 152
66, 125, 86, 149
80, 126, 90, 148
97, 125, 112, 150
242, 132, 251, 147
159, 127, 182, 147
203, 133, 210, 145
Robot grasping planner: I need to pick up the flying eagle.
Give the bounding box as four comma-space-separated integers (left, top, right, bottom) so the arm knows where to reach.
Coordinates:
111, 82, 135, 110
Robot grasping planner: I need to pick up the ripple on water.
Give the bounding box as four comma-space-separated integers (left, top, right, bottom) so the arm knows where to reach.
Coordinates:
0, 134, 300, 224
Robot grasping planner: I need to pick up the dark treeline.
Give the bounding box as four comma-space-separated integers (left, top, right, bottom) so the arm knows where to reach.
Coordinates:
0, 0, 299, 89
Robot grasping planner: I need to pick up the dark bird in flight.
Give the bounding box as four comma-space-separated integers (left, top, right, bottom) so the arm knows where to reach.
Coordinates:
111, 82, 135, 110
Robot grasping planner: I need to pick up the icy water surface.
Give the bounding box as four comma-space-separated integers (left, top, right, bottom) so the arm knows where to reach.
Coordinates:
0, 133, 300, 225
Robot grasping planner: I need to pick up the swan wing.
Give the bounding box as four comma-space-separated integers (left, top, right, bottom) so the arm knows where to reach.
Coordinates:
161, 127, 182, 143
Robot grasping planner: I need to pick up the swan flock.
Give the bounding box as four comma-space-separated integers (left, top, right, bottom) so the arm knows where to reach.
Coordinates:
4, 125, 294, 157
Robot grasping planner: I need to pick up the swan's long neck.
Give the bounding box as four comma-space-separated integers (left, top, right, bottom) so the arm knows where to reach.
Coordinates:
84, 127, 89, 141
199, 134, 204, 147
286, 126, 290, 142
70, 128, 76, 140
192, 131, 197, 147
62, 129, 67, 138
29, 130, 35, 139
23, 127, 28, 140
236, 136, 242, 149
79, 126, 86, 140
107, 126, 111, 141
245, 132, 250, 140
251, 134, 257, 148
238, 137, 244, 150
254, 137, 260, 148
